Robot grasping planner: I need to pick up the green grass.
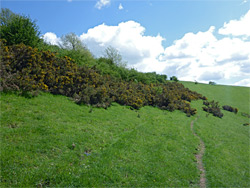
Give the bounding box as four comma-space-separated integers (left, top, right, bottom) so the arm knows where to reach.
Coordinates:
1, 82, 249, 187
182, 81, 250, 113
182, 82, 250, 187
0, 92, 200, 187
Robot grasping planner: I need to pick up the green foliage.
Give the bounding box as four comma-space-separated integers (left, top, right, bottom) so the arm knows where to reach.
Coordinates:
104, 46, 126, 67
60, 32, 84, 51
38, 35, 95, 67
0, 8, 41, 47
0, 41, 205, 116
93, 58, 167, 84
0, 8, 14, 25
209, 81, 216, 85
170, 76, 178, 82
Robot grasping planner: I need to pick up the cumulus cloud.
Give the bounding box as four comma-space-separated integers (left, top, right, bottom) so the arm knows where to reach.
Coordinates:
95, 0, 111, 10
234, 79, 250, 87
80, 21, 165, 72
161, 27, 250, 84
119, 3, 124, 10
218, 10, 250, 38
42, 10, 250, 87
42, 32, 61, 45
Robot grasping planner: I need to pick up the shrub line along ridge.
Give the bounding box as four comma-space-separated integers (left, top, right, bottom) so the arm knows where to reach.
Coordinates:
0, 40, 207, 116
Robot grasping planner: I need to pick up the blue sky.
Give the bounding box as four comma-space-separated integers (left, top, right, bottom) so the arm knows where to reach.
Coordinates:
1, 0, 250, 86
2, 0, 249, 46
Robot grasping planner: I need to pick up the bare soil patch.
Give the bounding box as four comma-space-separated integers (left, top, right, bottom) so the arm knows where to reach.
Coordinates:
191, 118, 206, 188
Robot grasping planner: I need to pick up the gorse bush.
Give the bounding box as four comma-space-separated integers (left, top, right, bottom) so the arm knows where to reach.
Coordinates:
0, 40, 206, 115
203, 100, 223, 118
222, 105, 238, 114
38, 43, 167, 85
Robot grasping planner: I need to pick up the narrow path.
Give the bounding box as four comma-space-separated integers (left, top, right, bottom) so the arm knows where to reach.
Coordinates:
191, 118, 206, 188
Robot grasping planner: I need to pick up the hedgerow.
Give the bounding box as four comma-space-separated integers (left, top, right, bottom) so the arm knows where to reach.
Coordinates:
0, 41, 206, 116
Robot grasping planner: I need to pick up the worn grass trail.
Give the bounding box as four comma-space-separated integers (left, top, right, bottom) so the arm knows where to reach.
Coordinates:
183, 82, 250, 187
191, 118, 206, 188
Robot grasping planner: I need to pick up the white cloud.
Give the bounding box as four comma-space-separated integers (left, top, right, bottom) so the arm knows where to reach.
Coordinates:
67, 0, 72, 2
80, 21, 165, 72
240, 0, 248, 5
42, 11, 250, 87
42, 32, 61, 46
161, 27, 250, 84
95, 0, 111, 10
234, 79, 250, 87
218, 10, 250, 38
119, 3, 124, 10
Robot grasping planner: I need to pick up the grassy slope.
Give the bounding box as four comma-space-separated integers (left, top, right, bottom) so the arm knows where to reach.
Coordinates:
0, 82, 249, 187
182, 82, 250, 187
182, 81, 249, 113
0, 92, 199, 187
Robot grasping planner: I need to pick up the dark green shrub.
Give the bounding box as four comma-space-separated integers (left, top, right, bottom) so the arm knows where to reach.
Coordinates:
0, 8, 41, 47
170, 76, 178, 82
209, 81, 216, 85
241, 112, 250, 118
222, 105, 238, 114
203, 100, 223, 118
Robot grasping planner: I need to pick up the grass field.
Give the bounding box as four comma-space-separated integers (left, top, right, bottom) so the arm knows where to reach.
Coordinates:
182, 82, 250, 187
0, 82, 249, 187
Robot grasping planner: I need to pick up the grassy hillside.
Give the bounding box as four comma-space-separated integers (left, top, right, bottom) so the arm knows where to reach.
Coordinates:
182, 82, 250, 187
0, 92, 200, 187
182, 81, 249, 112
1, 9, 249, 187
1, 83, 249, 187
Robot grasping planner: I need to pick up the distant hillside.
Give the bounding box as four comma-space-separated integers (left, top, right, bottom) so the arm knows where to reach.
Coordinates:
182, 81, 249, 113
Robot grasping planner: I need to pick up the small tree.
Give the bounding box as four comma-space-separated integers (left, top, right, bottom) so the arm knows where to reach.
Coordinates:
60, 32, 84, 51
170, 76, 178, 82
59, 32, 94, 66
104, 46, 126, 67
0, 8, 41, 47
209, 81, 216, 85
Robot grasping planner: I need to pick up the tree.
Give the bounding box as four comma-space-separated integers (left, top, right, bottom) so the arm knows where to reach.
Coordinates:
170, 76, 178, 82
0, 8, 41, 47
0, 8, 14, 26
209, 81, 216, 85
104, 46, 126, 67
60, 32, 83, 51
59, 32, 94, 66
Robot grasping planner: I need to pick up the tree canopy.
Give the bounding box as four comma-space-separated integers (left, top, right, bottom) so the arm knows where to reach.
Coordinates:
0, 8, 41, 47
104, 46, 127, 68
60, 32, 84, 51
